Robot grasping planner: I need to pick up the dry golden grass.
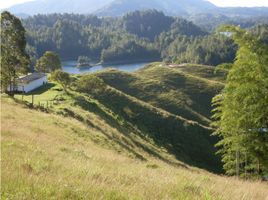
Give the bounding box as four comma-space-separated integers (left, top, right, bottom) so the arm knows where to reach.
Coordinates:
1, 97, 268, 200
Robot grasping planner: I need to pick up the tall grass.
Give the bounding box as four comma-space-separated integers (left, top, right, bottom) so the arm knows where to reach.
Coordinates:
1, 97, 268, 200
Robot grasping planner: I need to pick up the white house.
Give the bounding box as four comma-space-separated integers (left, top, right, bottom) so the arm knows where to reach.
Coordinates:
8, 73, 48, 93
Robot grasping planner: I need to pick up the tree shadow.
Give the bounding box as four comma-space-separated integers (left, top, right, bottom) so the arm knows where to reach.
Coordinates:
26, 83, 57, 95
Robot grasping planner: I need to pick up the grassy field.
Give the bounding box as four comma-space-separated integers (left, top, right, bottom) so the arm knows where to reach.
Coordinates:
2, 97, 268, 200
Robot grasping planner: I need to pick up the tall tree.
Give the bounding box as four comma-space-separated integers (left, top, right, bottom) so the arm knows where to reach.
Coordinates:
35, 51, 61, 73
1, 11, 30, 93
212, 26, 268, 178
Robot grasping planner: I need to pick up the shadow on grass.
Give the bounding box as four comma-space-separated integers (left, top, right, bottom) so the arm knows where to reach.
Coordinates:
67, 92, 190, 168
89, 89, 222, 173
26, 83, 57, 95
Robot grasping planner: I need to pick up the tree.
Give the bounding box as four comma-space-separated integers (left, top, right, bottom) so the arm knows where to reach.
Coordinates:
76, 75, 106, 94
212, 26, 268, 178
0, 11, 30, 93
35, 51, 61, 73
77, 56, 90, 66
51, 70, 71, 91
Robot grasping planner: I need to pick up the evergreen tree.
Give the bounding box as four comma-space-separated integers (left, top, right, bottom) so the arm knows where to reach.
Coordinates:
0, 11, 30, 93
212, 26, 268, 178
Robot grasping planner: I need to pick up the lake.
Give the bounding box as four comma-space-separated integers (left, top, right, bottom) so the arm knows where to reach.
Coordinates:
62, 60, 149, 74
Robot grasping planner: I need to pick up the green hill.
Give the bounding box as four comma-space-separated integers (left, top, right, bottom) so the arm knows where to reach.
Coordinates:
96, 63, 225, 127
2, 96, 268, 199
10, 63, 227, 173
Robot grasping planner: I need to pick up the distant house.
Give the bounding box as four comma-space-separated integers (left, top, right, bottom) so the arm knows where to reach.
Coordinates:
8, 73, 48, 93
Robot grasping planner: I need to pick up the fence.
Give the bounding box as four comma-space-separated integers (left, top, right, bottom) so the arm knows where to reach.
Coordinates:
19, 94, 58, 110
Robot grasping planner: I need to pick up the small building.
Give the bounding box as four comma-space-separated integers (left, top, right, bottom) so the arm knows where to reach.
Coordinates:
8, 73, 48, 93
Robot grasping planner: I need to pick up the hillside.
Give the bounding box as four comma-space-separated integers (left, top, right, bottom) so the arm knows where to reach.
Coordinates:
94, 0, 216, 16
6, 0, 114, 15
10, 63, 224, 173
2, 96, 268, 199
96, 63, 225, 127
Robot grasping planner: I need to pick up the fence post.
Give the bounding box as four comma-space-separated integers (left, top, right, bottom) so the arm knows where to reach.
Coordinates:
31, 95, 34, 106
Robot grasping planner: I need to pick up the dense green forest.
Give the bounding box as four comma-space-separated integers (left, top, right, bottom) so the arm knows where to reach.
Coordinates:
23, 10, 267, 65
21, 10, 263, 66
22, 10, 268, 66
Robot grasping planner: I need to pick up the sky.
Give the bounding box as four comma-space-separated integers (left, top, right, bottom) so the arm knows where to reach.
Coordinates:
0, 0, 268, 9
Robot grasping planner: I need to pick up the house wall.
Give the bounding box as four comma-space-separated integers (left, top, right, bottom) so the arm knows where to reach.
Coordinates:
18, 76, 48, 93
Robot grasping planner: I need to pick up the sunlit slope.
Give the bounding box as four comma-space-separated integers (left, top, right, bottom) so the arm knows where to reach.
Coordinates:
1, 97, 268, 200
96, 63, 225, 127
11, 63, 225, 172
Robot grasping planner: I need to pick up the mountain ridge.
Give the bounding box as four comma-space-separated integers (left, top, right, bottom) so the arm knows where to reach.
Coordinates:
5, 0, 268, 18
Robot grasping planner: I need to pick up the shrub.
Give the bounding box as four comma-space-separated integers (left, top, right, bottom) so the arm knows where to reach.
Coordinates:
75, 74, 106, 94
51, 70, 71, 91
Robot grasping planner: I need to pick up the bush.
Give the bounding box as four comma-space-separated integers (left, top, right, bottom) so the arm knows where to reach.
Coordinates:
51, 70, 71, 91
75, 75, 106, 94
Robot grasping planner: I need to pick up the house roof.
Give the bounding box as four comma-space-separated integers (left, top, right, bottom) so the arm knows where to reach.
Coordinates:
17, 73, 47, 84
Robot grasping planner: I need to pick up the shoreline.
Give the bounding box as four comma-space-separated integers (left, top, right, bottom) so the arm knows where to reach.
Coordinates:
101, 58, 161, 66
62, 58, 161, 67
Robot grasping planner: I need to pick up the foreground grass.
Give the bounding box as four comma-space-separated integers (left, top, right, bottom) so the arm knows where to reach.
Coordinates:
1, 97, 268, 200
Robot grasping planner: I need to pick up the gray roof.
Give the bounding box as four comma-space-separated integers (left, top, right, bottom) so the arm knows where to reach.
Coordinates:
17, 73, 46, 84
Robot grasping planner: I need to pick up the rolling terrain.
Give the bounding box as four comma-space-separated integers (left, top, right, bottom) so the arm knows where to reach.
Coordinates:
96, 63, 225, 127
13, 63, 225, 172
1, 63, 268, 200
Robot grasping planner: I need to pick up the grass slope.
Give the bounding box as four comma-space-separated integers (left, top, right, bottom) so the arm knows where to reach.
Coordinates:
2, 97, 268, 199
13, 63, 226, 173
96, 63, 225, 127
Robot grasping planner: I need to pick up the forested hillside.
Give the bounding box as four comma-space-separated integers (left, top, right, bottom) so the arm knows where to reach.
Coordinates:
22, 10, 268, 67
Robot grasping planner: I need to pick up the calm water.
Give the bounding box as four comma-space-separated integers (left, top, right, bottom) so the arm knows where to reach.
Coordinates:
62, 60, 149, 74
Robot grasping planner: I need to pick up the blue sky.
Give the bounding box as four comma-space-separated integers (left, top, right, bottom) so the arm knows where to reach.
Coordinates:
0, 0, 268, 9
